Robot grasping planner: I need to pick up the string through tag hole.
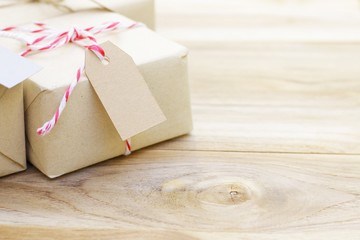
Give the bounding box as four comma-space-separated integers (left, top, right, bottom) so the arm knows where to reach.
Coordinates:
101, 56, 110, 66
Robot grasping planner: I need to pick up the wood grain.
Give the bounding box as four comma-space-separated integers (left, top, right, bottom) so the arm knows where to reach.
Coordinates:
1, 150, 360, 239
151, 43, 360, 154
1, 0, 360, 239
154, 0, 360, 154
156, 0, 360, 42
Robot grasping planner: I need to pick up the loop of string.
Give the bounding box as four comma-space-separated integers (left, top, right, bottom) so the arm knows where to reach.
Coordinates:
0, 20, 142, 154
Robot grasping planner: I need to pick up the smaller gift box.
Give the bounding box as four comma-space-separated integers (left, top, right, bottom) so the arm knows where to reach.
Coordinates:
0, 84, 26, 177
0, 0, 155, 29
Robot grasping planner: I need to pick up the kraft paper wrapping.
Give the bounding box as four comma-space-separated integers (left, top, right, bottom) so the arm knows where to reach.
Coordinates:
0, 11, 192, 178
63, 0, 156, 29
0, 84, 26, 177
0, 0, 155, 29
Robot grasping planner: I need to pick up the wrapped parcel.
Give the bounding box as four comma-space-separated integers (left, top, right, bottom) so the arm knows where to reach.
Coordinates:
0, 11, 192, 178
0, 84, 26, 177
0, 0, 155, 29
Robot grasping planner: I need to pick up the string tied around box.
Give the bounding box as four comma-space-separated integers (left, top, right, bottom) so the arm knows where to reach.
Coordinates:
0, 20, 142, 155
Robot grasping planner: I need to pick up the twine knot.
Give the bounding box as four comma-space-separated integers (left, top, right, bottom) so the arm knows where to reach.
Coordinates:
0, 20, 140, 154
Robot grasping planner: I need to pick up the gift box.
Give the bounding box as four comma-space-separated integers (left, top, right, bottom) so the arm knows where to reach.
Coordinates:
0, 84, 26, 177
0, 0, 155, 29
0, 11, 192, 178
63, 0, 156, 29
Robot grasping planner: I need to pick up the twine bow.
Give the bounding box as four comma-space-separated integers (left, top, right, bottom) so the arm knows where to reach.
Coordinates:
0, 21, 141, 154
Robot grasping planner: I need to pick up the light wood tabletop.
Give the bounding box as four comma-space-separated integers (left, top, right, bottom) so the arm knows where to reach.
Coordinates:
1, 0, 360, 239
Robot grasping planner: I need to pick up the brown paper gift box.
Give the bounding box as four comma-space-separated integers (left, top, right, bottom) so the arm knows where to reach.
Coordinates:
0, 11, 192, 178
63, 0, 156, 29
0, 0, 155, 29
0, 84, 26, 177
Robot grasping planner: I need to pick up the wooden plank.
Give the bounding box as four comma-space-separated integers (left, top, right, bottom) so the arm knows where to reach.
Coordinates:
0, 150, 359, 239
1, 1, 360, 239
1, 227, 360, 240
151, 42, 360, 154
152, 1, 360, 155
156, 0, 360, 42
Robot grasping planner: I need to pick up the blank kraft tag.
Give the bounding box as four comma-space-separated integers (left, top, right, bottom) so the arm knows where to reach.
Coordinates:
85, 41, 166, 140
0, 45, 42, 88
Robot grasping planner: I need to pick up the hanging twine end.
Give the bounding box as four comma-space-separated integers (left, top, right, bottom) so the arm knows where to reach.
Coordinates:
37, 121, 55, 136
37, 129, 45, 136
124, 139, 132, 155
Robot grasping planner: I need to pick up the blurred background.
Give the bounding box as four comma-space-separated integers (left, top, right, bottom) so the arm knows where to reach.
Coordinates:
157, 0, 360, 42
155, 0, 360, 154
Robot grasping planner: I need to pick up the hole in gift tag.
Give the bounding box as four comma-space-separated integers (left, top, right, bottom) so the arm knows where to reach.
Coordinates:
101, 56, 110, 66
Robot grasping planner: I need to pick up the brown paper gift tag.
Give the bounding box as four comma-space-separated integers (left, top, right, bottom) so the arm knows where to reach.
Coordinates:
85, 41, 166, 140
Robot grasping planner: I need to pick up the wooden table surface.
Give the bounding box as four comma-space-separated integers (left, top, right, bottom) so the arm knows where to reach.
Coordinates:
1, 0, 360, 239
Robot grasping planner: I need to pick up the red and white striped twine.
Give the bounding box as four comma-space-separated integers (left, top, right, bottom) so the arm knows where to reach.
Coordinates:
0, 20, 142, 154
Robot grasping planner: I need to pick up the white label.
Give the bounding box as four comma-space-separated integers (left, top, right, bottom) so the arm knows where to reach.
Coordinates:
0, 45, 42, 88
